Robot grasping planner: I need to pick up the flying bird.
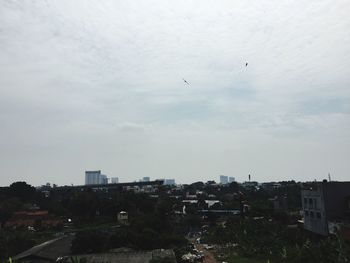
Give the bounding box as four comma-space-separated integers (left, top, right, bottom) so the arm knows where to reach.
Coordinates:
183, 78, 190, 85
245, 62, 248, 67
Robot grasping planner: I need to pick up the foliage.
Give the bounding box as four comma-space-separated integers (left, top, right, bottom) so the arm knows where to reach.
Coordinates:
203, 218, 350, 263
0, 230, 36, 260
9, 182, 36, 201
3, 180, 345, 263
0, 197, 23, 227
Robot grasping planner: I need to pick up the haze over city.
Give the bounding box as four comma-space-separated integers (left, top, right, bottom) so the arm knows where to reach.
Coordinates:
0, 0, 349, 186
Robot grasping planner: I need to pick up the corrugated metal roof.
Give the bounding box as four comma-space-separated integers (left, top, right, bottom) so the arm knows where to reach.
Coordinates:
13, 234, 74, 261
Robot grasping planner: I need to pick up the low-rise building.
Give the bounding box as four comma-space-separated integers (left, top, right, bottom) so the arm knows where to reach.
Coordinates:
242, 181, 259, 189
13, 235, 74, 262
117, 211, 128, 225
261, 182, 282, 191
269, 195, 288, 211
110, 177, 119, 184
5, 209, 63, 230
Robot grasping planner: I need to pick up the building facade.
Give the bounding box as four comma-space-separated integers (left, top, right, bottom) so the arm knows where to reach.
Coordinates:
228, 177, 235, 183
220, 175, 228, 184
301, 181, 350, 236
100, 174, 108, 184
85, 170, 108, 185
164, 179, 175, 185
111, 177, 119, 184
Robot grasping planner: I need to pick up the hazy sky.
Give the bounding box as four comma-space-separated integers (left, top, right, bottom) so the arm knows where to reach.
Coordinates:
1, 0, 349, 186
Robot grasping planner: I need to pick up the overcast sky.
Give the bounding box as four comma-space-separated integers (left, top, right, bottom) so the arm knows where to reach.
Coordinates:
0, 0, 349, 186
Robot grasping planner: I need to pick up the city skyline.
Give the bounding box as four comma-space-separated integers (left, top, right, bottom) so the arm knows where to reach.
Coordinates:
1, 0, 349, 186
0, 170, 342, 187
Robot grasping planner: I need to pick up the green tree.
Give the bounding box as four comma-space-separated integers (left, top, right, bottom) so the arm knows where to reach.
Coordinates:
9, 182, 35, 201
0, 197, 22, 227
0, 231, 35, 260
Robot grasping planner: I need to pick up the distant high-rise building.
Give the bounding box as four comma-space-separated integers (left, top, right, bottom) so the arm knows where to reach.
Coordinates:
85, 170, 108, 185
85, 170, 101, 185
143, 177, 150, 182
228, 177, 235, 183
111, 177, 119, 184
100, 174, 108, 184
164, 179, 175, 185
220, 175, 229, 184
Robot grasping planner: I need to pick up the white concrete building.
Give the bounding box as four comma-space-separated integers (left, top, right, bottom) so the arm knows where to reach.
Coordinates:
111, 177, 119, 184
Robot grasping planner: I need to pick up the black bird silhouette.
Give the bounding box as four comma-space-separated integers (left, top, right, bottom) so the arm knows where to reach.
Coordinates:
183, 78, 190, 85
245, 62, 248, 67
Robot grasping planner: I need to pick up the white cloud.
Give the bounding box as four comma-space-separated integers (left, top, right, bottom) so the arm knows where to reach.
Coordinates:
0, 0, 349, 185
117, 122, 152, 132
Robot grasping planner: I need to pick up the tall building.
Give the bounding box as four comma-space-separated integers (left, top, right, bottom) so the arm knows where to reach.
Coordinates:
301, 181, 350, 236
85, 170, 108, 185
220, 175, 228, 184
164, 179, 176, 185
143, 177, 150, 182
100, 174, 108, 184
111, 177, 119, 184
85, 171, 101, 185
228, 177, 235, 183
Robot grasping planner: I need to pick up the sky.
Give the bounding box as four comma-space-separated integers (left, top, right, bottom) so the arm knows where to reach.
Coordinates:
0, 0, 349, 186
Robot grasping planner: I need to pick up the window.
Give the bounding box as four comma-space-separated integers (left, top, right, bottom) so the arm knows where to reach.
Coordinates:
316, 212, 321, 219
305, 210, 309, 217
310, 211, 314, 218
304, 198, 307, 207
314, 199, 318, 209
309, 198, 313, 208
